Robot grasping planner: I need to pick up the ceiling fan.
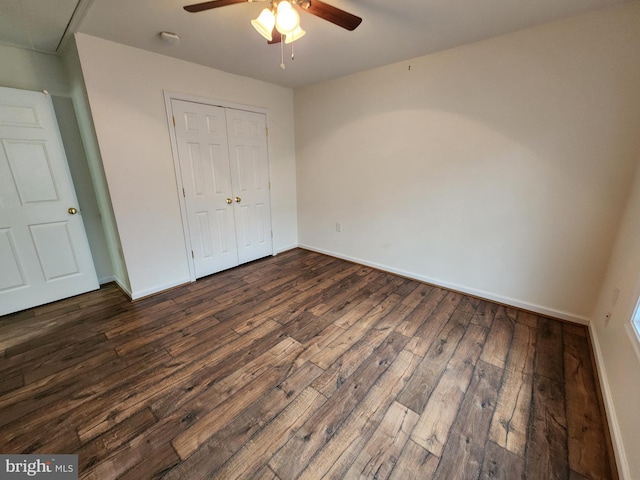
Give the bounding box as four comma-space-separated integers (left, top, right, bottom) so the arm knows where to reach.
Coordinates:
183, 0, 362, 45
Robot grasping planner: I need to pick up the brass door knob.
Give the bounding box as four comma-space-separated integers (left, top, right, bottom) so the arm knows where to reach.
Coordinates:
235, 196, 241, 203
68, 207, 78, 215
226, 198, 233, 205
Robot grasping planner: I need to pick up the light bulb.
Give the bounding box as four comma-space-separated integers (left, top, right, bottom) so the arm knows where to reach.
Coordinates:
275, 1, 300, 35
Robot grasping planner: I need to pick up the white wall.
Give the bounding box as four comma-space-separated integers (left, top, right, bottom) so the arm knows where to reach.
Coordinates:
0, 44, 68, 96
295, 2, 640, 323
61, 39, 127, 289
591, 156, 640, 479
74, 33, 297, 299
0, 43, 114, 283
52, 95, 114, 283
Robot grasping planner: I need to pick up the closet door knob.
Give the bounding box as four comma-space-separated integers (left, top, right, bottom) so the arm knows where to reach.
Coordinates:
235, 196, 241, 203
226, 198, 232, 205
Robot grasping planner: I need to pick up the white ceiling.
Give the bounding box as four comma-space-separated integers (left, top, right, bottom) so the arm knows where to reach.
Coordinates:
0, 0, 633, 88
0, 0, 82, 52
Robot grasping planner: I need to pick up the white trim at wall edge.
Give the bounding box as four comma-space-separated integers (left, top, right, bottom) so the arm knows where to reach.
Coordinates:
589, 323, 631, 480
298, 244, 590, 324
98, 275, 115, 285
128, 276, 192, 301
274, 244, 299, 255
113, 277, 132, 299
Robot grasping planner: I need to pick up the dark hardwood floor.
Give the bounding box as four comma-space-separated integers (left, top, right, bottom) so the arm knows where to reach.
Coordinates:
0, 249, 616, 479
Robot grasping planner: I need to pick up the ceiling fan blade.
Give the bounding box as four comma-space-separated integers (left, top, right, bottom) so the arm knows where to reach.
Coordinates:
267, 28, 283, 45
184, 0, 247, 13
303, 0, 362, 31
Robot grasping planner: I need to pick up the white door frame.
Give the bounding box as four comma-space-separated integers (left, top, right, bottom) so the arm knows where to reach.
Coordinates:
164, 91, 274, 282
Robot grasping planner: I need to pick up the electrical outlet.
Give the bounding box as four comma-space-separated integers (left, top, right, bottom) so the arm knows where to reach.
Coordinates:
336, 222, 342, 232
605, 312, 612, 326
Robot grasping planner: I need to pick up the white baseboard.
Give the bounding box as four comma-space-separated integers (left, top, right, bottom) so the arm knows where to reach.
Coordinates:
129, 276, 192, 301
298, 244, 590, 325
98, 275, 115, 285
113, 277, 133, 299
274, 244, 299, 255
588, 323, 630, 480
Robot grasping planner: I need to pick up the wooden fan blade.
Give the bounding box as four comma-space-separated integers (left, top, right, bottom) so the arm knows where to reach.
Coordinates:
184, 0, 247, 13
303, 0, 362, 31
267, 28, 283, 45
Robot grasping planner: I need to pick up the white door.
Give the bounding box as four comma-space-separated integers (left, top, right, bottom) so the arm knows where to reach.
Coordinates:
226, 109, 273, 264
171, 99, 272, 278
0, 86, 98, 316
172, 100, 239, 277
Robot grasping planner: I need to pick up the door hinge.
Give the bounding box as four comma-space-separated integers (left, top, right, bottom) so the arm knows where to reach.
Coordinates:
173, 116, 176, 127
265, 126, 268, 137
182, 187, 186, 198
191, 250, 194, 259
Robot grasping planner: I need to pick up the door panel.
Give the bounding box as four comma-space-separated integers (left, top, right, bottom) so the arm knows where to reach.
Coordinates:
0, 103, 40, 127
5, 140, 59, 203
30, 221, 81, 280
172, 100, 239, 278
0, 86, 98, 315
215, 209, 233, 254
0, 228, 25, 291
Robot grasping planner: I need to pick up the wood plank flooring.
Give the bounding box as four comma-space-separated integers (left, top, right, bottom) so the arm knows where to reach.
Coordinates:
0, 248, 616, 479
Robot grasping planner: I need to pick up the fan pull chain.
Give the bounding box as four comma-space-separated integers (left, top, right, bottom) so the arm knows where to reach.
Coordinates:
291, 41, 295, 61
280, 38, 285, 70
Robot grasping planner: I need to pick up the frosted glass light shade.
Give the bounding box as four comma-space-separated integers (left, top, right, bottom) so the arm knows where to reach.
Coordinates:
251, 8, 275, 41
285, 26, 306, 44
275, 1, 300, 35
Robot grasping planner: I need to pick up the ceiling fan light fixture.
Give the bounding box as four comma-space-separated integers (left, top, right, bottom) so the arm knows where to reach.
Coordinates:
284, 25, 306, 44
275, 1, 300, 35
251, 8, 275, 41
185, 0, 363, 70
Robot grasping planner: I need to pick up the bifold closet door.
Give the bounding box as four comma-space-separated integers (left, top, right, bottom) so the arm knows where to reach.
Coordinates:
171, 99, 272, 279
